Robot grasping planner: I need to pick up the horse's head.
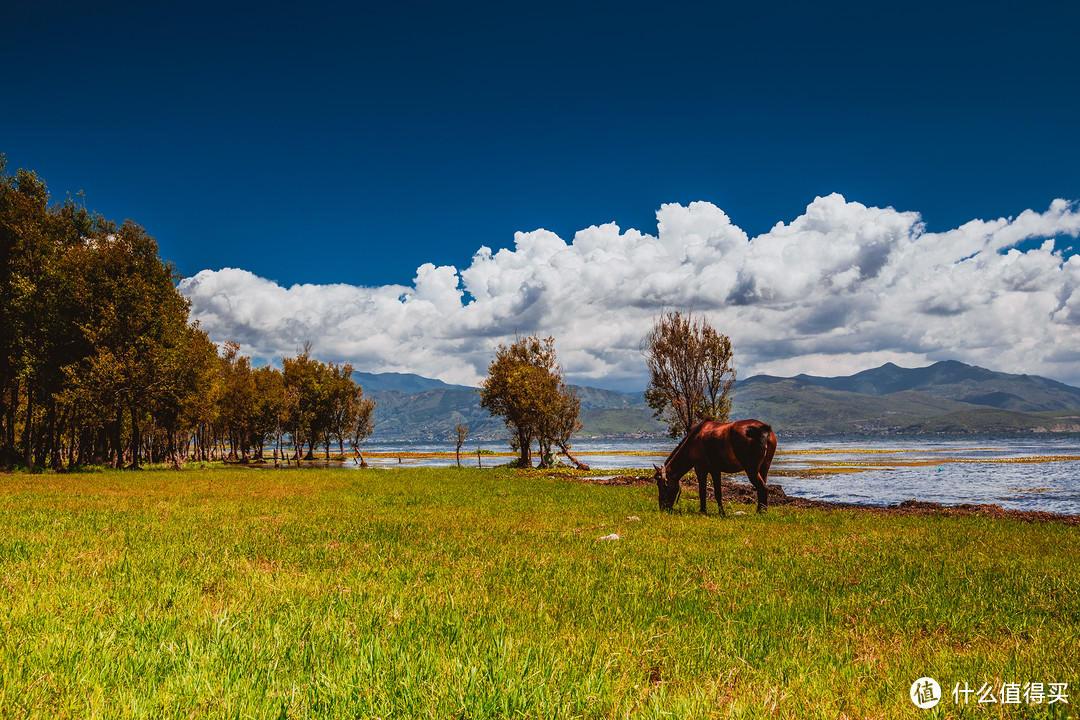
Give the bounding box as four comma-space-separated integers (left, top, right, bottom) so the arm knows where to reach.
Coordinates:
653, 464, 681, 510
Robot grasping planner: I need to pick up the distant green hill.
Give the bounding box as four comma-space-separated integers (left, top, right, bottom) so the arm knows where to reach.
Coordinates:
352, 371, 473, 393
360, 376, 663, 442
734, 361, 1080, 436
579, 407, 666, 437
356, 362, 1080, 442
780, 360, 1080, 412
362, 388, 498, 443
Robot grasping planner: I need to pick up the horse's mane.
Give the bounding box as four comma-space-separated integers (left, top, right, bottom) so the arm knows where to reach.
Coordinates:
663, 420, 709, 466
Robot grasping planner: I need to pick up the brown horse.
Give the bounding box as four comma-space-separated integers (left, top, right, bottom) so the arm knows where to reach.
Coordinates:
652, 419, 777, 515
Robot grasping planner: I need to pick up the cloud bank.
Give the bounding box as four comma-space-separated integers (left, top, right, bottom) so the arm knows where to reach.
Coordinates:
179, 194, 1080, 390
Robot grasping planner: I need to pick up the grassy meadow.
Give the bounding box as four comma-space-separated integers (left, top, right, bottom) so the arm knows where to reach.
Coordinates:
0, 466, 1077, 719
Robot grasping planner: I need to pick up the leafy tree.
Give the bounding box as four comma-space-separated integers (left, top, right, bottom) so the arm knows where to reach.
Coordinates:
281, 347, 366, 461
251, 365, 284, 462
0, 162, 57, 468
251, 361, 298, 467
325, 361, 357, 459
0, 155, 17, 466
41, 196, 103, 469
219, 342, 255, 461
282, 344, 322, 460
171, 326, 219, 467
479, 334, 580, 468
74, 220, 191, 468
641, 310, 736, 439
1, 157, 197, 470
178, 330, 223, 463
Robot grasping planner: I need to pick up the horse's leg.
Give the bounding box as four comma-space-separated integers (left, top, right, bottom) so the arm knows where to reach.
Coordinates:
696, 464, 708, 514
755, 437, 776, 513
746, 467, 768, 513
761, 441, 776, 484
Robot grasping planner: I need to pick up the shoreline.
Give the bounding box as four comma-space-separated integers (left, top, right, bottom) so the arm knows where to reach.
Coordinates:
582, 474, 1080, 526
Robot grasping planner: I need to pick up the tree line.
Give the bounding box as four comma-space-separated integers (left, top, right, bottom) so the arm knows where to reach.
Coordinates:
2, 157, 740, 472
0, 157, 374, 471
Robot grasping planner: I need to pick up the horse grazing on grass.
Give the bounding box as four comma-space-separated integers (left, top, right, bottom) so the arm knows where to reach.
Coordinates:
652, 419, 777, 515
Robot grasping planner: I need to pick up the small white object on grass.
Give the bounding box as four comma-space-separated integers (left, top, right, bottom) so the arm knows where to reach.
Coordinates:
734, 511, 746, 516
598, 533, 620, 541
626, 516, 640, 521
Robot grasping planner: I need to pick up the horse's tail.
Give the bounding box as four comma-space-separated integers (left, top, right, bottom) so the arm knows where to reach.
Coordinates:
746, 422, 773, 453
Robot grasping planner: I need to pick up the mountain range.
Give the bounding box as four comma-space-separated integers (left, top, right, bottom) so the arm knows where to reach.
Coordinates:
734, 360, 1080, 436
355, 361, 1080, 442
356, 372, 660, 442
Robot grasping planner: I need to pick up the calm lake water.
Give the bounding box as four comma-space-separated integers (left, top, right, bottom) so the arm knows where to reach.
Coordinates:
351, 436, 1080, 514
773, 438, 1080, 515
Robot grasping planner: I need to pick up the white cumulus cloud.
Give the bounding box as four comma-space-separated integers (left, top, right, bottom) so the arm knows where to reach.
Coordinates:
178, 194, 1080, 390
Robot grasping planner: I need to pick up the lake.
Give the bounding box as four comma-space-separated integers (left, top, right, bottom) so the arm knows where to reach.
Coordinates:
353, 436, 1080, 514
772, 438, 1080, 515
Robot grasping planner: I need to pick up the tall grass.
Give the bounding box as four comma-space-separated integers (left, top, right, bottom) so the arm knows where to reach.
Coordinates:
0, 467, 1076, 718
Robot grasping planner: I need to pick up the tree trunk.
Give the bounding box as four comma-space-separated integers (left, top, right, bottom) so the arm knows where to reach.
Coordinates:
67, 419, 78, 472
275, 425, 282, 467
129, 403, 141, 469
2, 378, 17, 469
22, 387, 33, 470
558, 442, 590, 471
49, 402, 63, 472
168, 429, 183, 470
146, 418, 156, 463
92, 427, 107, 465
538, 438, 558, 469
109, 414, 122, 468
516, 430, 532, 468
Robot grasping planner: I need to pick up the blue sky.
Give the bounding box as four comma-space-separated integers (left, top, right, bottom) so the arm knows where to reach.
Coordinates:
5, 1, 1080, 389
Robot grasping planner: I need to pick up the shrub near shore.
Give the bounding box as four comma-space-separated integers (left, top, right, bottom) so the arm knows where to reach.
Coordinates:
0, 467, 1076, 718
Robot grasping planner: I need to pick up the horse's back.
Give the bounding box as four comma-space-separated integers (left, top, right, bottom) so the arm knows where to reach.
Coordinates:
693, 419, 772, 445
694, 419, 775, 470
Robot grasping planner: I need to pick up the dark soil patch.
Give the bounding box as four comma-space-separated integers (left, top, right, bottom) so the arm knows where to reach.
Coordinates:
587, 474, 1080, 526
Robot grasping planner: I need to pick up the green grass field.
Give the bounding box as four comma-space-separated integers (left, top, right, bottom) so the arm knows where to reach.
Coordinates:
0, 467, 1076, 719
